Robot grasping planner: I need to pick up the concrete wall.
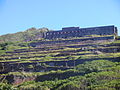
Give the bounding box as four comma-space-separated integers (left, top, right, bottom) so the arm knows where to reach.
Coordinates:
62, 27, 79, 31
45, 25, 117, 39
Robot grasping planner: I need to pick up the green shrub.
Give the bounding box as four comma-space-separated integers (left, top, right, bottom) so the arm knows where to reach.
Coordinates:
76, 60, 116, 74
0, 83, 16, 90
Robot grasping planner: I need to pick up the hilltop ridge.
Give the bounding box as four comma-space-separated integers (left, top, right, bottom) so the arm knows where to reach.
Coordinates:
0, 27, 49, 43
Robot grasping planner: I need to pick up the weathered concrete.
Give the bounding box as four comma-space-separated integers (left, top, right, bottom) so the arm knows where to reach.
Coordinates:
45, 25, 118, 39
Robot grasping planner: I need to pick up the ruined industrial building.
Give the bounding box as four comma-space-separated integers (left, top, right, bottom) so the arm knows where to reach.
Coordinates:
44, 25, 118, 39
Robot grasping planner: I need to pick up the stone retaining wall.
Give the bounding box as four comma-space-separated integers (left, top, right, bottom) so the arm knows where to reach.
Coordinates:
30, 36, 115, 47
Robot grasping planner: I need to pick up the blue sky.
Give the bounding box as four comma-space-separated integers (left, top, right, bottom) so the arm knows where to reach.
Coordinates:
0, 0, 120, 35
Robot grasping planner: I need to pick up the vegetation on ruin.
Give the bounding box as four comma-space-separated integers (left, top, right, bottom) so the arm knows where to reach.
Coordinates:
0, 60, 120, 90
0, 29, 120, 90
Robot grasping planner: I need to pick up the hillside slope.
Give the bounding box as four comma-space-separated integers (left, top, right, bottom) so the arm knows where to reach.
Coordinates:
0, 30, 120, 89
0, 27, 49, 43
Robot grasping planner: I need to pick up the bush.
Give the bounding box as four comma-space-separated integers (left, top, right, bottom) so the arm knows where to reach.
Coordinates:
0, 83, 16, 90
76, 60, 116, 74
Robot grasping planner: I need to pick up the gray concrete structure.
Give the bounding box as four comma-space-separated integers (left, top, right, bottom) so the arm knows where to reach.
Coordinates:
44, 25, 118, 39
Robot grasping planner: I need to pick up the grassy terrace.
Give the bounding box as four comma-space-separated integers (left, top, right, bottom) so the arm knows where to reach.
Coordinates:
0, 35, 120, 89
2, 44, 117, 58
0, 35, 119, 67
0, 50, 120, 64
0, 38, 119, 64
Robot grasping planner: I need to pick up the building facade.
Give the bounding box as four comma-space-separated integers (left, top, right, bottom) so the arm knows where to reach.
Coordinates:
44, 25, 118, 39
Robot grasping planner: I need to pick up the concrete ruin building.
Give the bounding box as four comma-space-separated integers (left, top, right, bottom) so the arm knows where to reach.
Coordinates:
44, 25, 118, 39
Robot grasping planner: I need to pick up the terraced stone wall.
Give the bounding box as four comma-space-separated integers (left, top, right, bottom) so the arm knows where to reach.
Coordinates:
30, 36, 115, 47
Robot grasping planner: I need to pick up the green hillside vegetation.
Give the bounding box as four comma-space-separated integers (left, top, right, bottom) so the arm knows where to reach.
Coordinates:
0, 60, 120, 90
0, 27, 49, 43
0, 29, 120, 90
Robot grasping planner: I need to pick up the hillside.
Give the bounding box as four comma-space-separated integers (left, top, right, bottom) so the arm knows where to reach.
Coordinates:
0, 27, 49, 43
0, 28, 120, 90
